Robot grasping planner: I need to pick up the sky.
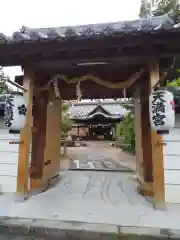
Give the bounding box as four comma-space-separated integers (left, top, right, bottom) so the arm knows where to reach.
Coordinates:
1, 0, 141, 80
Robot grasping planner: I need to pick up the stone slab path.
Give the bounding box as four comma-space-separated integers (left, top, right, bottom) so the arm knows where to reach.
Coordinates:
67, 141, 136, 171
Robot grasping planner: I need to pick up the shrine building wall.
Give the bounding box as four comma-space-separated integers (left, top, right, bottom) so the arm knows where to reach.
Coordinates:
163, 113, 180, 203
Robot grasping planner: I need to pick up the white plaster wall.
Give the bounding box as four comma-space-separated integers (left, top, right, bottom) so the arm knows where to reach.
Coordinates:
163, 114, 180, 203
0, 128, 19, 192
0, 117, 31, 193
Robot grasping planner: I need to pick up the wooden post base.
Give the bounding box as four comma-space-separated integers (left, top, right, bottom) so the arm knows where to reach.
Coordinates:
14, 193, 28, 202
137, 182, 154, 197
29, 178, 49, 195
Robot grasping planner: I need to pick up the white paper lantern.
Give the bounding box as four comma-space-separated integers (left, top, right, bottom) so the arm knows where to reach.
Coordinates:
4, 92, 27, 130
149, 90, 175, 132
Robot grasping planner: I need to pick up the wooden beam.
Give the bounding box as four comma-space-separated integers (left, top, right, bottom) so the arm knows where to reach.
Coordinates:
0, 36, 148, 57
6, 78, 27, 92
0, 39, 178, 67
0, 33, 179, 57
16, 67, 34, 201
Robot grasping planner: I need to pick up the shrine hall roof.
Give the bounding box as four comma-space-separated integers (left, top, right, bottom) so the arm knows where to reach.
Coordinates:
68, 100, 127, 119
0, 14, 178, 44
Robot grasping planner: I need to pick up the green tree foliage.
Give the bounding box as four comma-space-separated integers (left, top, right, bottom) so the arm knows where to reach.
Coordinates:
139, 0, 152, 18
153, 0, 179, 18
139, 0, 180, 20
165, 78, 180, 106
116, 104, 135, 154
148, 0, 180, 91
167, 77, 180, 87
62, 102, 69, 112
61, 102, 72, 137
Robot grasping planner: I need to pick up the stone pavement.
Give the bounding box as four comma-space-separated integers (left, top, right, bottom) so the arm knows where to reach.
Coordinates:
0, 171, 180, 239
68, 141, 136, 171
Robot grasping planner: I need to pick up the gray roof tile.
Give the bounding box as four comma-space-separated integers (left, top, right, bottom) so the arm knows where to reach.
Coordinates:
0, 14, 178, 44
68, 104, 96, 117
68, 101, 127, 119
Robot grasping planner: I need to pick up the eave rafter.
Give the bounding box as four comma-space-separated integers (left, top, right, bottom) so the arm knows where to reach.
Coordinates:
0, 33, 179, 67
0, 40, 177, 67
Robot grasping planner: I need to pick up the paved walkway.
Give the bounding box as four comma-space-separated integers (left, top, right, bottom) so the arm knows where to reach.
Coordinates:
1, 142, 179, 238
67, 141, 136, 171
0, 171, 180, 238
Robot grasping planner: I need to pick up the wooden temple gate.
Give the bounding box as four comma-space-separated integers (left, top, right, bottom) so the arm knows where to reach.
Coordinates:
1, 14, 180, 207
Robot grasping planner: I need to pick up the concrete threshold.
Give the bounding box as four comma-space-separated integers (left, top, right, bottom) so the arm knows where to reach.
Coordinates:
68, 168, 134, 173
0, 217, 179, 239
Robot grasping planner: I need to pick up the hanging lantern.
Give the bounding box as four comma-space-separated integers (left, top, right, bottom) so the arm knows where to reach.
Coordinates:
4, 92, 27, 130
149, 90, 175, 134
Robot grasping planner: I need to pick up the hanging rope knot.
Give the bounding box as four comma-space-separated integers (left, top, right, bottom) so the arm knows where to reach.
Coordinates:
123, 88, 126, 100
76, 81, 82, 101
53, 79, 60, 98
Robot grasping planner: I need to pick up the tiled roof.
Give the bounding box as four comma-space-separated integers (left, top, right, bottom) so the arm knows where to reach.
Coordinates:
68, 104, 97, 117
68, 101, 127, 119
0, 14, 178, 44
103, 104, 127, 116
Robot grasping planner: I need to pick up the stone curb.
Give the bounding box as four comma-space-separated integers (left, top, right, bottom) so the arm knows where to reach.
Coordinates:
0, 217, 180, 239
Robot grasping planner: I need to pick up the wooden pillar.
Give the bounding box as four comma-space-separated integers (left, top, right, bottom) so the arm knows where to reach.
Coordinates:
77, 125, 80, 137
30, 91, 48, 193
16, 68, 34, 200
137, 76, 154, 196
134, 88, 144, 182
137, 59, 165, 207
149, 60, 165, 207
42, 90, 62, 182
30, 88, 62, 192
59, 104, 62, 156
